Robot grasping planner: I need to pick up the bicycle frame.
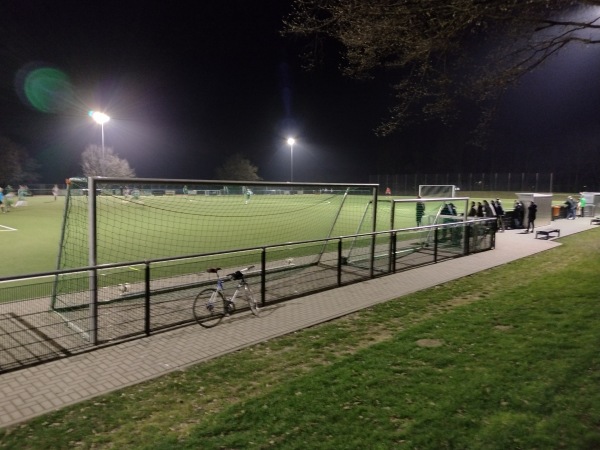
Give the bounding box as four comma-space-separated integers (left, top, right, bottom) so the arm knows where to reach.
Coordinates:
193, 265, 259, 328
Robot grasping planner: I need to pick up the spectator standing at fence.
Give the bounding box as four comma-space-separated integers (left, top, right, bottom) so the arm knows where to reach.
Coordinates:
440, 202, 453, 240
475, 201, 484, 217
526, 201, 537, 233
52, 184, 59, 201
468, 201, 477, 217
483, 200, 495, 218
578, 195, 586, 217
492, 199, 505, 232
416, 196, 426, 226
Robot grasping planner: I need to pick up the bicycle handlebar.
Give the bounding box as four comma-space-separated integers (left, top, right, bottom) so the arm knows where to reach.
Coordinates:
227, 265, 255, 280
204, 265, 255, 281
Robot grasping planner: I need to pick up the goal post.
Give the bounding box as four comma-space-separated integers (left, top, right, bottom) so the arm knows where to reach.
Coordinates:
51, 177, 378, 337
391, 196, 470, 251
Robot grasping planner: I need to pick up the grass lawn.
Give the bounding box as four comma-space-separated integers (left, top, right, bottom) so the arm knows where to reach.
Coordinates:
1, 228, 598, 449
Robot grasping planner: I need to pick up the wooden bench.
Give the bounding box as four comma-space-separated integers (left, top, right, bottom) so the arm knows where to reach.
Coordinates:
535, 228, 560, 240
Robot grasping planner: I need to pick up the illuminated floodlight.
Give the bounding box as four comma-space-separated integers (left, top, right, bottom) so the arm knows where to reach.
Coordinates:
287, 137, 296, 182
89, 111, 111, 169
88, 110, 110, 125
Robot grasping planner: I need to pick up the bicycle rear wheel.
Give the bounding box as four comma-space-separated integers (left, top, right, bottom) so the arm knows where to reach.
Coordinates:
244, 285, 260, 317
193, 289, 226, 328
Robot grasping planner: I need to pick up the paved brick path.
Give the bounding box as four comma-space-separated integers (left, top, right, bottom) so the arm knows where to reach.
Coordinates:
0, 219, 595, 428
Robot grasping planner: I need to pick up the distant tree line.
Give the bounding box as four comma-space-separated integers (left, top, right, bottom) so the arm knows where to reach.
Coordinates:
0, 136, 41, 186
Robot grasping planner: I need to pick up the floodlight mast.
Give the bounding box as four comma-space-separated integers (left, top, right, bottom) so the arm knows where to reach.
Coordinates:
287, 137, 295, 182
89, 111, 110, 170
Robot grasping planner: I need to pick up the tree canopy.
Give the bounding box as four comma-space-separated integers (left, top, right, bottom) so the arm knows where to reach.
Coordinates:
0, 136, 41, 185
81, 145, 136, 178
214, 153, 262, 181
284, 0, 600, 136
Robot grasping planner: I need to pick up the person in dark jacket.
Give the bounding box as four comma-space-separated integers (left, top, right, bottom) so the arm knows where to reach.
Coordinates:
492, 199, 505, 232
476, 201, 484, 217
565, 196, 576, 219
526, 201, 537, 233
513, 200, 525, 229
468, 201, 477, 217
483, 200, 495, 218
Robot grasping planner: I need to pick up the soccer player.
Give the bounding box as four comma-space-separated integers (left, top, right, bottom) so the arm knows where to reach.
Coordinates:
244, 187, 253, 204
416, 196, 425, 226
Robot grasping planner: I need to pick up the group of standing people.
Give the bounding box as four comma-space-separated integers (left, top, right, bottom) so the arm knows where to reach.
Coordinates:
468, 198, 506, 232
509, 199, 537, 232
467, 198, 538, 232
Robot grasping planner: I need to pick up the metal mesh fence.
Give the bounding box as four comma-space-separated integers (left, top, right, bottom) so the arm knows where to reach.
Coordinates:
370, 172, 576, 196
0, 219, 495, 373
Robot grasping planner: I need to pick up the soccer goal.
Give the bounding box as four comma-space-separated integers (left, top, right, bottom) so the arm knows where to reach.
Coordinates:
343, 196, 469, 270
388, 196, 470, 257
418, 185, 459, 198
51, 177, 377, 339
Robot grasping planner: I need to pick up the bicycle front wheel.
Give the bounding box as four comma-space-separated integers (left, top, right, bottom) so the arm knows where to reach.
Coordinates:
244, 285, 260, 317
193, 289, 226, 328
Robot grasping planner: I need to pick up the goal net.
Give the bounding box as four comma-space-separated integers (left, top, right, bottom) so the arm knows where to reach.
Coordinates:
52, 177, 377, 316
418, 185, 458, 198
389, 196, 470, 255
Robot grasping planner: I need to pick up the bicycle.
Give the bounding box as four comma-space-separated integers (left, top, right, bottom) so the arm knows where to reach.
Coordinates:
193, 265, 260, 328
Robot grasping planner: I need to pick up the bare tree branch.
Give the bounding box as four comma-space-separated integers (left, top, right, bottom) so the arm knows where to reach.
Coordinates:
284, 0, 600, 136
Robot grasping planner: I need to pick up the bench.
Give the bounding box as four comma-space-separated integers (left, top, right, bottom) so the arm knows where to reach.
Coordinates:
535, 228, 560, 240
591, 217, 600, 225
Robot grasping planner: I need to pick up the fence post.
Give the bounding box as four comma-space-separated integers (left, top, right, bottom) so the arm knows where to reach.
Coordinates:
88, 177, 98, 345
144, 262, 151, 336
391, 231, 397, 273
261, 248, 266, 306
434, 227, 439, 263
337, 239, 342, 286
89, 267, 98, 345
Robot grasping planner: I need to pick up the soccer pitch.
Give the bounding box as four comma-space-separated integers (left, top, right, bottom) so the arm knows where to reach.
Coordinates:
0, 196, 65, 277
0, 191, 470, 278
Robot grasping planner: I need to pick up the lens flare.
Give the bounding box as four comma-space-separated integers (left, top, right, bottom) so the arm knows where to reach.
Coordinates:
15, 64, 74, 113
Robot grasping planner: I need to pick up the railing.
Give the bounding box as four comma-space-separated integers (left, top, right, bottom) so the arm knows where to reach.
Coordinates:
0, 219, 496, 373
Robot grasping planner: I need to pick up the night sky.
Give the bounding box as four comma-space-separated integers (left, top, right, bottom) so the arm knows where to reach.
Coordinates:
1, 1, 600, 185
